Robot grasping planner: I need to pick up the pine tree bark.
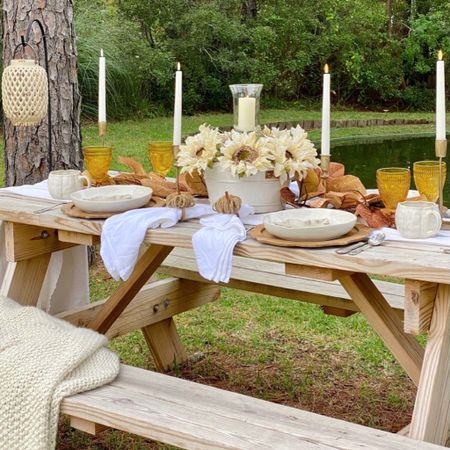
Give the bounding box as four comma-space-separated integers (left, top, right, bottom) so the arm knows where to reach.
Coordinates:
2, 0, 82, 186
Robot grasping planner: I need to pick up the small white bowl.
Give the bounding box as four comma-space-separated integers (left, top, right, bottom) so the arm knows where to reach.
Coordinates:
71, 185, 152, 213
263, 209, 357, 241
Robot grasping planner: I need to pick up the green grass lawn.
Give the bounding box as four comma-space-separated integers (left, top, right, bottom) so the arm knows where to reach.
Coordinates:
20, 108, 429, 449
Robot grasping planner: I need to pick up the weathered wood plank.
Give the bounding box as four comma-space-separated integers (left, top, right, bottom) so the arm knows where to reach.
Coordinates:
88, 244, 173, 334
4, 221, 74, 262
158, 251, 405, 317
0, 255, 51, 305
69, 417, 109, 435
142, 318, 187, 371
404, 280, 438, 335
340, 273, 424, 386
62, 365, 443, 450
285, 263, 351, 281
58, 229, 99, 246
57, 278, 220, 340
410, 284, 450, 445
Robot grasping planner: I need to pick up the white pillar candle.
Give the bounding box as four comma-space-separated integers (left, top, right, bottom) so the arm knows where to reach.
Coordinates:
436, 50, 446, 141
173, 62, 183, 146
321, 64, 331, 156
98, 49, 106, 124
238, 96, 256, 132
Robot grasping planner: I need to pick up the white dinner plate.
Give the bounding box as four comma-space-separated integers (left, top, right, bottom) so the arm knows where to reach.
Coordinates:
264, 209, 357, 241
71, 185, 153, 213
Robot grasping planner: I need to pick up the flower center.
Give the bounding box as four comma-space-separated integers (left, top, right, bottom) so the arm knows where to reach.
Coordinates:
195, 147, 205, 157
286, 150, 293, 159
233, 145, 257, 163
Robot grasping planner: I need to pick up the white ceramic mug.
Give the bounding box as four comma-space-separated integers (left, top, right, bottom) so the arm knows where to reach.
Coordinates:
395, 201, 442, 239
48, 170, 91, 200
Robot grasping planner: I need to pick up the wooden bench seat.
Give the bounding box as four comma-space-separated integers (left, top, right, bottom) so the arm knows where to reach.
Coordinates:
158, 249, 405, 316
62, 364, 442, 450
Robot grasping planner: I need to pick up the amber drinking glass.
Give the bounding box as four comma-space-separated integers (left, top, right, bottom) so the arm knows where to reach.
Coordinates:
413, 160, 447, 203
376, 167, 410, 211
83, 146, 112, 184
148, 142, 174, 178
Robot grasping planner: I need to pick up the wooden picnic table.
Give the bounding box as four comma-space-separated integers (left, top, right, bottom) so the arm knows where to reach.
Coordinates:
0, 191, 449, 446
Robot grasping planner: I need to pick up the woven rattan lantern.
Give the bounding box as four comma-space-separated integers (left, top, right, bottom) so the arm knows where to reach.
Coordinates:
2, 59, 48, 126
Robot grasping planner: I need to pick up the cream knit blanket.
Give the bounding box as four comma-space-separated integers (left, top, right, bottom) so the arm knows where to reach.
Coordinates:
0, 296, 120, 450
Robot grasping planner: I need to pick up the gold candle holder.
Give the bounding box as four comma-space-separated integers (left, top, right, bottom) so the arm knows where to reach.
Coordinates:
435, 139, 447, 215
320, 154, 331, 192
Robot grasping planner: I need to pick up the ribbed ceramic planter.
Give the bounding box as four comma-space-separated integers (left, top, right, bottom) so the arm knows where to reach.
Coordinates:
204, 165, 283, 213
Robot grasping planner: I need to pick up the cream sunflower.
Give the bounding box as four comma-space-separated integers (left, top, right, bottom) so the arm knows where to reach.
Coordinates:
177, 124, 222, 174
265, 125, 319, 183
218, 130, 273, 177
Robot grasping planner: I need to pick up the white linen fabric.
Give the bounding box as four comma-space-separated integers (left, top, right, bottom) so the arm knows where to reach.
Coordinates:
382, 227, 450, 247
192, 214, 247, 283
101, 204, 213, 281
0, 295, 120, 450
0, 182, 89, 314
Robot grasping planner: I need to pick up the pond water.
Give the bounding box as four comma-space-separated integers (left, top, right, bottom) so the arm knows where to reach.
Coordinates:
331, 135, 449, 206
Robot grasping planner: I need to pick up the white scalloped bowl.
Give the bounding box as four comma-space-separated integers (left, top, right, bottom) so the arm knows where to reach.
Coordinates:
71, 185, 153, 213
263, 209, 357, 241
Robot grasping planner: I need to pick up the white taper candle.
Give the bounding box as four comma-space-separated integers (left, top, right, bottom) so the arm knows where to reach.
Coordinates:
173, 62, 183, 146
436, 50, 446, 141
98, 49, 106, 124
321, 64, 331, 156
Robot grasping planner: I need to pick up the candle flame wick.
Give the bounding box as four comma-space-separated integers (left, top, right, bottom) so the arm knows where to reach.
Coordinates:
438, 50, 443, 61
324, 64, 329, 74
177, 62, 181, 71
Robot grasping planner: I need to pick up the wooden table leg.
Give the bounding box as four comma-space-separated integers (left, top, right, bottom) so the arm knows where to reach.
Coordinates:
0, 254, 51, 306
142, 317, 188, 371
89, 244, 173, 334
410, 284, 450, 445
340, 273, 424, 386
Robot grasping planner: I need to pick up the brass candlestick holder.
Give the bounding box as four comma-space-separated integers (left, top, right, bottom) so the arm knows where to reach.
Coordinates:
435, 139, 447, 215
320, 154, 331, 193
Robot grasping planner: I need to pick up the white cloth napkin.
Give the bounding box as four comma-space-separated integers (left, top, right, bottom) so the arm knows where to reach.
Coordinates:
382, 227, 450, 247
0, 183, 89, 314
192, 207, 252, 283
101, 204, 213, 281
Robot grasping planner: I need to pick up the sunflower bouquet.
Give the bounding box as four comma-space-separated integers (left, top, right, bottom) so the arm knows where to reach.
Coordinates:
177, 124, 319, 183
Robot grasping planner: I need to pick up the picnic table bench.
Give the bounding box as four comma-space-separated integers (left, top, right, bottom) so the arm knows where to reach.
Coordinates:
0, 191, 449, 448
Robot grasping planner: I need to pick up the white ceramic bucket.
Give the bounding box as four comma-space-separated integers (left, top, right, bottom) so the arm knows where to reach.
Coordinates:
204, 165, 283, 213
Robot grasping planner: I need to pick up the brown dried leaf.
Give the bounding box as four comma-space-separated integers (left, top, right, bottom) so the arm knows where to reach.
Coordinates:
280, 187, 298, 208
355, 204, 395, 228
117, 156, 147, 175
184, 171, 208, 197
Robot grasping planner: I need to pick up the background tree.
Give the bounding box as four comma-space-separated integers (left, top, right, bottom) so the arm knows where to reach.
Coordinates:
2, 0, 82, 186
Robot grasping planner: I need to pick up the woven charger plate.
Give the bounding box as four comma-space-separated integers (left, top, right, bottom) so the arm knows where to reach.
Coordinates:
61, 196, 165, 219
249, 223, 370, 248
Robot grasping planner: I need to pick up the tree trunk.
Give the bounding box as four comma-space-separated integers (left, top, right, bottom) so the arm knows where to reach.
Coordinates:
241, 0, 257, 20
386, 0, 393, 37
2, 0, 82, 186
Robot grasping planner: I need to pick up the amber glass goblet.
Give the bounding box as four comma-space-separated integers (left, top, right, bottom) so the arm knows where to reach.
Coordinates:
148, 142, 174, 178
376, 167, 410, 211
83, 146, 112, 184
413, 160, 447, 203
